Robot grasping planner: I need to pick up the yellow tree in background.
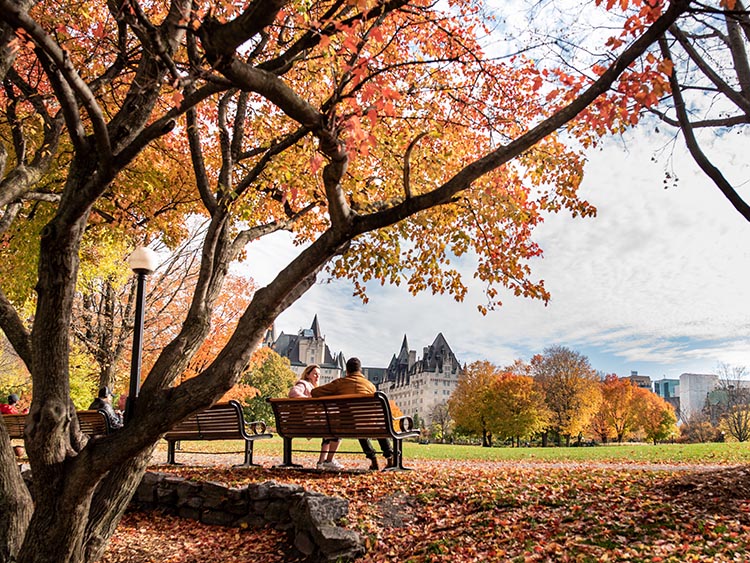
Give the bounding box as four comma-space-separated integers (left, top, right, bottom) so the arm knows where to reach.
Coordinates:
532, 346, 602, 446
448, 361, 497, 447
487, 368, 550, 446
596, 374, 640, 443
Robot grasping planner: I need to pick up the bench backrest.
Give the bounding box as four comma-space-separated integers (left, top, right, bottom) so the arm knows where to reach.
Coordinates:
1, 414, 26, 439
163, 400, 248, 441
268, 392, 418, 440
76, 410, 111, 436
2, 410, 111, 439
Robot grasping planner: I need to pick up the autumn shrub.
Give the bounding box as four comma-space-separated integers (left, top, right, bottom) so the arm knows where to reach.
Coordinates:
678, 414, 723, 444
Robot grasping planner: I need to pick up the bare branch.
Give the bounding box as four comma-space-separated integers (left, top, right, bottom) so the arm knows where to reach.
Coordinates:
0, 286, 31, 369
403, 131, 428, 199
659, 35, 750, 221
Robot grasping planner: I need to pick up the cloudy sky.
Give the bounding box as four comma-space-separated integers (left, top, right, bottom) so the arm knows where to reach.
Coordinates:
240, 124, 750, 382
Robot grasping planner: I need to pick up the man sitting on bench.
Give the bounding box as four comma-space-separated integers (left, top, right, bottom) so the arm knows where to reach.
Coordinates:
311, 357, 395, 470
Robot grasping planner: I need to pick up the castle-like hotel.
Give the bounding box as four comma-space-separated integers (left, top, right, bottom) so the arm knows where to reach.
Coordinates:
264, 315, 464, 424
266, 316, 726, 426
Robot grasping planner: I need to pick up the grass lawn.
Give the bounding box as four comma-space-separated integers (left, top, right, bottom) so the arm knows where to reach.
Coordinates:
102, 440, 750, 563
161, 435, 750, 465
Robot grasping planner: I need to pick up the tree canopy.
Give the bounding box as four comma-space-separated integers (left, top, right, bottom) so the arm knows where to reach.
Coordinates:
0, 0, 710, 561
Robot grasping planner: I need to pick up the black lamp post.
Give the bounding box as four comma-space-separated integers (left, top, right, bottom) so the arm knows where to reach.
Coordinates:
125, 247, 158, 423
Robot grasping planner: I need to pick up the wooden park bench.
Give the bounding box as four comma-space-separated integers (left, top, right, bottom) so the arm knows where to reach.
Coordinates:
75, 410, 112, 436
162, 400, 272, 467
267, 391, 420, 470
2, 410, 111, 440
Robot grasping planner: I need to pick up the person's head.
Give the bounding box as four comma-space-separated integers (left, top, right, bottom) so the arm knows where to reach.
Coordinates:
345, 357, 361, 374
300, 364, 321, 385
98, 386, 113, 402
7, 393, 19, 405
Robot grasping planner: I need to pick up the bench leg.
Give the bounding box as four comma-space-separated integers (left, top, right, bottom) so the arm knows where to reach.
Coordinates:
166, 441, 181, 465
232, 440, 263, 468
273, 437, 302, 468
383, 440, 411, 471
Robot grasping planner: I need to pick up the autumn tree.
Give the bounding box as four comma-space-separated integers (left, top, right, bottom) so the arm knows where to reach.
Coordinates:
487, 367, 549, 446
711, 363, 750, 442
596, 374, 641, 442
532, 346, 602, 446
0, 0, 694, 561
633, 387, 678, 444
241, 347, 297, 424
427, 400, 453, 443
680, 412, 720, 443
448, 361, 498, 447
0, 333, 28, 400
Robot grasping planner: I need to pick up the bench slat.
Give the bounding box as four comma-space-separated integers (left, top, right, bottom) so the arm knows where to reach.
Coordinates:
162, 400, 272, 466
268, 391, 420, 470
2, 410, 111, 440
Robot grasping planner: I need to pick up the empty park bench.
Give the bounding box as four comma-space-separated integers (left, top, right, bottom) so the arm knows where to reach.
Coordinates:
267, 391, 420, 470
2, 410, 111, 440
162, 400, 272, 466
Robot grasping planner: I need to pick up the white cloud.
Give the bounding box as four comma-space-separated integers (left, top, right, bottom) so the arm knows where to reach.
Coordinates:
237, 128, 750, 378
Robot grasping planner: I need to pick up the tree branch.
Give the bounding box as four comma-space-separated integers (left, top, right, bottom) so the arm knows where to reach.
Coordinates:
659, 35, 750, 221
354, 0, 692, 235
0, 286, 31, 369
0, 0, 113, 172
670, 24, 750, 114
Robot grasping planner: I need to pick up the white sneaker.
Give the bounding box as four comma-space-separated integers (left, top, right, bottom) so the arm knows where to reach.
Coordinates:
326, 459, 344, 470
316, 460, 343, 471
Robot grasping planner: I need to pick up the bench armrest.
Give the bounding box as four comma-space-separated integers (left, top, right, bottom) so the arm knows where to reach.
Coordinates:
393, 416, 414, 433
245, 420, 268, 435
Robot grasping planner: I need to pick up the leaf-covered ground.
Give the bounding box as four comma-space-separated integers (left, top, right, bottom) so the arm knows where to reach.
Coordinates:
101, 456, 750, 562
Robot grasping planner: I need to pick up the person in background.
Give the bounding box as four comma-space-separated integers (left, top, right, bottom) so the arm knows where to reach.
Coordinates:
311, 357, 395, 470
0, 393, 23, 415
1, 393, 28, 457
289, 364, 343, 470
89, 386, 123, 430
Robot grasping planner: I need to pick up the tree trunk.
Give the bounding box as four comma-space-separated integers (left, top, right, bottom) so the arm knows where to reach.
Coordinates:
15, 443, 155, 563
82, 448, 154, 562
0, 427, 33, 563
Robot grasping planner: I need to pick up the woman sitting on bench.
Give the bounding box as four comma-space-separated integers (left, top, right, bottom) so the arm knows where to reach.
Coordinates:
288, 365, 342, 470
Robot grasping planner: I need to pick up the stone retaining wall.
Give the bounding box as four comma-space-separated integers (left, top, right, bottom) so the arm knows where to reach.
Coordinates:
133, 472, 365, 562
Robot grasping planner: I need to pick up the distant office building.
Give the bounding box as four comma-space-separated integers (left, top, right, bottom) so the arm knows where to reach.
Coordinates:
379, 333, 463, 425
266, 315, 345, 384
653, 378, 680, 399
679, 372, 718, 420
653, 378, 681, 419
625, 370, 652, 390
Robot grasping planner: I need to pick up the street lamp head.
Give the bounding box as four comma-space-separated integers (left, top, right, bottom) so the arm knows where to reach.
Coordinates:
128, 247, 159, 274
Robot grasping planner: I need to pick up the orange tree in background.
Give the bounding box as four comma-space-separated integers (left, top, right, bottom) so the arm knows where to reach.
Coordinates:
633, 387, 678, 444
0, 0, 698, 561
595, 374, 641, 443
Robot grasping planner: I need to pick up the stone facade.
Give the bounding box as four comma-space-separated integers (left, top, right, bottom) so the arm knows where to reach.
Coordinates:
266, 315, 345, 385
267, 317, 464, 425
625, 370, 652, 390
379, 333, 463, 425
